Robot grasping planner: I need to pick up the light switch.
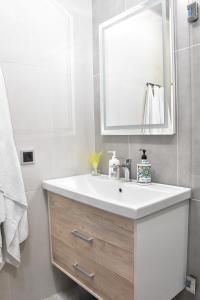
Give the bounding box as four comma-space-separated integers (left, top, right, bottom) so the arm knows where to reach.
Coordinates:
20, 150, 35, 165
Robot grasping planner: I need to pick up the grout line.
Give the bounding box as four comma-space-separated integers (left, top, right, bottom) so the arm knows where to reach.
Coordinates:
191, 198, 200, 202
188, 22, 193, 190
176, 52, 179, 186
174, 0, 179, 185
175, 46, 191, 53
175, 42, 200, 53
25, 188, 43, 193
189, 42, 200, 49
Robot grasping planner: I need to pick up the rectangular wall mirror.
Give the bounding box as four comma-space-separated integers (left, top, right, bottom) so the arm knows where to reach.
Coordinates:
99, 0, 175, 135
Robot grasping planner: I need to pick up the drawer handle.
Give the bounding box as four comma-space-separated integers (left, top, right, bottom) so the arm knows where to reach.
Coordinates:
71, 230, 94, 243
73, 263, 95, 279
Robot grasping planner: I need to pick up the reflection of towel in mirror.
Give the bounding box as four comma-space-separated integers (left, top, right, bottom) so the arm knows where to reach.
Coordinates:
158, 87, 165, 125
143, 85, 171, 134
152, 86, 164, 125
0, 67, 28, 270
143, 85, 164, 125
143, 85, 152, 126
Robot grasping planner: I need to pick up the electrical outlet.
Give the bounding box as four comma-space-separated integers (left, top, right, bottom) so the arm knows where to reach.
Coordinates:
186, 275, 196, 295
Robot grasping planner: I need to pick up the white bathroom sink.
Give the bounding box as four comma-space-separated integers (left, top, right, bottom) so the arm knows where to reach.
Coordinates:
43, 174, 191, 219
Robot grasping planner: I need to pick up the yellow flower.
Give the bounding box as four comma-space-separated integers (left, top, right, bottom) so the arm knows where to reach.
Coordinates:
89, 151, 102, 170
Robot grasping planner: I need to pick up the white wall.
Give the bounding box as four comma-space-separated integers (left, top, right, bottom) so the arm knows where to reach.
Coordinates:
0, 0, 94, 300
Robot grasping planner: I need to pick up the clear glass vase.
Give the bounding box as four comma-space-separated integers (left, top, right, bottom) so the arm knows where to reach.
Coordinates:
91, 167, 99, 176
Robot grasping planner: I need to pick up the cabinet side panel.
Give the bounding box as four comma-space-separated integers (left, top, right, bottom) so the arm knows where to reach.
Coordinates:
134, 200, 189, 300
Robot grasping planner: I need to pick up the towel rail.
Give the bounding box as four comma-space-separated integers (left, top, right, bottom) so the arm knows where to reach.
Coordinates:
146, 82, 162, 88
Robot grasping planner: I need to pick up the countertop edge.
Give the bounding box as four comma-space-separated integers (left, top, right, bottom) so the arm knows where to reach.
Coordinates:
42, 181, 191, 220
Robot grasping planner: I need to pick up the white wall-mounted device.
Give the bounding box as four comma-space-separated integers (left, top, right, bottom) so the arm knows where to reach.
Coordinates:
20, 150, 35, 165
187, 2, 199, 23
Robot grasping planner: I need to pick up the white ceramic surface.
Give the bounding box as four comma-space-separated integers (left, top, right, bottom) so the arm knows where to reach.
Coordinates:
43, 174, 191, 219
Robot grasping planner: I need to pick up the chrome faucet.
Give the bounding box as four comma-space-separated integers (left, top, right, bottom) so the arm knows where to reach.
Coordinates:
121, 159, 132, 182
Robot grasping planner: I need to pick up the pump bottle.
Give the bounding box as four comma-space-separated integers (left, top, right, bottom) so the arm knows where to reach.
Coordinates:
137, 149, 151, 184
108, 151, 120, 180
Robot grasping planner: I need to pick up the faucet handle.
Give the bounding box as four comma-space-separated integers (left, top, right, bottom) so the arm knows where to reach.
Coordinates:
124, 158, 131, 164
121, 158, 132, 168
125, 158, 131, 162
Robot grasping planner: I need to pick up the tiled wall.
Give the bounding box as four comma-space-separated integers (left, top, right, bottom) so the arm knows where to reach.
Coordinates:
0, 1, 94, 300
93, 0, 191, 186
177, 0, 200, 297
92, 0, 200, 299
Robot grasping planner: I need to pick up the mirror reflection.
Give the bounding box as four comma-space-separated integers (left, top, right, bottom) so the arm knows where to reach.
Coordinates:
99, 0, 175, 135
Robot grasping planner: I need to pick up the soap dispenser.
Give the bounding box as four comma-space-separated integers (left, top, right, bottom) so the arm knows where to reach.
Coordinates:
137, 149, 151, 184
108, 151, 120, 180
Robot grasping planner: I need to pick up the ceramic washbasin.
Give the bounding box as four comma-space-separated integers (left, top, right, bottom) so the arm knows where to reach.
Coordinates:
43, 174, 191, 219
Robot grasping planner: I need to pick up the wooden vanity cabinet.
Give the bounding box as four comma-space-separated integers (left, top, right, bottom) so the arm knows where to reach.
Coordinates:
48, 192, 189, 300
48, 192, 134, 300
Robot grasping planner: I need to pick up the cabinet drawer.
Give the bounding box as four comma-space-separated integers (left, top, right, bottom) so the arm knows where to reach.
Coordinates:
52, 237, 134, 300
49, 192, 134, 252
51, 217, 133, 281
48, 192, 134, 299
49, 193, 134, 280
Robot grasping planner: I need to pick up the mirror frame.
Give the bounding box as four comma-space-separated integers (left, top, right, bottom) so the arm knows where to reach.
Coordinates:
99, 0, 176, 135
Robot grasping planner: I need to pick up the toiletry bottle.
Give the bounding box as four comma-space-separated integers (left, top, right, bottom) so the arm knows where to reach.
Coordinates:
137, 149, 151, 184
108, 151, 120, 180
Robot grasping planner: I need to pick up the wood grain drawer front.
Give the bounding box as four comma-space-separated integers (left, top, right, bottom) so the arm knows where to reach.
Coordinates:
51, 216, 133, 282
52, 237, 134, 300
49, 193, 134, 281
49, 193, 134, 252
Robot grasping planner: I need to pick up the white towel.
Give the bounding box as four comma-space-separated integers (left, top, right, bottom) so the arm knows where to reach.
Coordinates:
143, 85, 152, 127
0, 192, 5, 268
0, 67, 28, 270
151, 85, 163, 125
159, 87, 165, 125
143, 85, 169, 134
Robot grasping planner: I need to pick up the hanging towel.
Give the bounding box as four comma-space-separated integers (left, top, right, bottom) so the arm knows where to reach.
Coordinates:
151, 85, 163, 125
159, 87, 165, 125
143, 84, 153, 127
0, 67, 28, 270
153, 86, 171, 134
143, 84, 168, 134
0, 192, 5, 267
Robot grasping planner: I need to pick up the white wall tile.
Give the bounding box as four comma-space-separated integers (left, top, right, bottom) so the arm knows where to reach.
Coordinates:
14, 135, 54, 191
0, 0, 94, 300
2, 63, 54, 133
129, 135, 178, 185
0, 0, 71, 67
174, 0, 189, 51
176, 49, 192, 188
